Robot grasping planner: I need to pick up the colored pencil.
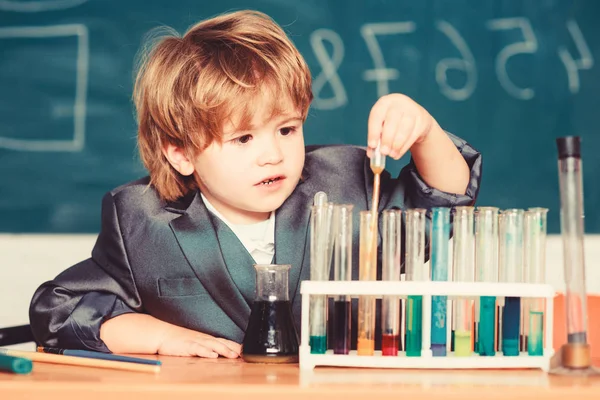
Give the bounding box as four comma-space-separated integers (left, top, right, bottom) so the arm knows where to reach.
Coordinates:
0, 349, 160, 373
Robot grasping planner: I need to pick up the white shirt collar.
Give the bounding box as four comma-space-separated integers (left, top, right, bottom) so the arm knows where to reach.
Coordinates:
200, 193, 275, 261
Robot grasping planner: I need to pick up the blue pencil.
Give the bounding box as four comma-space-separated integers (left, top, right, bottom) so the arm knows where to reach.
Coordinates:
37, 346, 161, 366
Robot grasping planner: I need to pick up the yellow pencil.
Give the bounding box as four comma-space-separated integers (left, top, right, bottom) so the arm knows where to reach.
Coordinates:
0, 349, 160, 374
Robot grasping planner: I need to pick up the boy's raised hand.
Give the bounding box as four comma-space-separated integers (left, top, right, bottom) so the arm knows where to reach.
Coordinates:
157, 324, 241, 358
366, 93, 439, 160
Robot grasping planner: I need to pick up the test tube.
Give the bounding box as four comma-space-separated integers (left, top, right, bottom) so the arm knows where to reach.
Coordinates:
405, 208, 426, 357
499, 209, 524, 356
309, 200, 334, 354
357, 210, 377, 355
332, 204, 353, 354
381, 209, 402, 356
452, 206, 475, 357
524, 208, 548, 356
430, 207, 451, 357
475, 207, 499, 356
557, 136, 590, 367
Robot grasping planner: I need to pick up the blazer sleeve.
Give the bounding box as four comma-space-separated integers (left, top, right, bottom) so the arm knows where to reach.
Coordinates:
29, 192, 143, 352
373, 131, 482, 267
397, 131, 481, 210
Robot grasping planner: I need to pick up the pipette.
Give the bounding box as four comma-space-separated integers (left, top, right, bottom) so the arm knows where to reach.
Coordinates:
357, 144, 386, 356
556, 136, 591, 368
430, 207, 450, 357
369, 143, 386, 256
381, 209, 402, 356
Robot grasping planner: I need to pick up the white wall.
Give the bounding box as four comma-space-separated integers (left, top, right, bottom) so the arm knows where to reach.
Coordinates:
1, 234, 599, 330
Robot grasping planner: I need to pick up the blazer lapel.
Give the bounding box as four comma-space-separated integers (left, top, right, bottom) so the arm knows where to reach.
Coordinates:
274, 185, 312, 303
210, 215, 256, 306
169, 192, 251, 332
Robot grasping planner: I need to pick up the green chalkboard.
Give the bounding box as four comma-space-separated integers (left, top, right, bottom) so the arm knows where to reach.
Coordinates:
0, 0, 598, 233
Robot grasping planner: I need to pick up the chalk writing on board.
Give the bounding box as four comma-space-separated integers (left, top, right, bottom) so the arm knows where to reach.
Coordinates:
435, 20, 477, 101
558, 20, 594, 94
0, 0, 88, 12
310, 18, 593, 109
486, 17, 537, 100
360, 21, 417, 99
0, 24, 88, 151
310, 28, 347, 110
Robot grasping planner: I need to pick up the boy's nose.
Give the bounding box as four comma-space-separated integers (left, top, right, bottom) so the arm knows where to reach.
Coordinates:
258, 138, 284, 165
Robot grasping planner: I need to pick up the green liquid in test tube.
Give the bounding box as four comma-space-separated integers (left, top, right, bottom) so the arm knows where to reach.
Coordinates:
405, 209, 426, 357
309, 193, 334, 354
524, 208, 548, 356
475, 207, 499, 356
453, 206, 475, 357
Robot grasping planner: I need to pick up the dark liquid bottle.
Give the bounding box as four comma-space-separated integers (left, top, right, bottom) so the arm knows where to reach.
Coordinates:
242, 300, 299, 363
242, 264, 299, 364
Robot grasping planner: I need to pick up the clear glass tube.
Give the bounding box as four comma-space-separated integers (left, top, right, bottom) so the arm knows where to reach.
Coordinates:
524, 208, 548, 356
475, 207, 498, 356
405, 208, 426, 357
309, 203, 334, 354
452, 206, 475, 357
430, 207, 450, 357
499, 208, 524, 356
381, 209, 402, 356
358, 210, 377, 355
557, 137, 588, 345
332, 204, 353, 355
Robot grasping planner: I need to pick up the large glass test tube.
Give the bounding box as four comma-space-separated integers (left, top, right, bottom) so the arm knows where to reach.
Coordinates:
309, 202, 334, 354
430, 207, 450, 357
358, 210, 377, 355
475, 207, 499, 356
381, 209, 402, 356
499, 209, 524, 356
405, 208, 426, 357
524, 208, 548, 356
333, 204, 353, 354
453, 206, 475, 357
557, 137, 588, 347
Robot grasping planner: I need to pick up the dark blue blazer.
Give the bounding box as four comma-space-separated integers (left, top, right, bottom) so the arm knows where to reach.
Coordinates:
29, 134, 482, 352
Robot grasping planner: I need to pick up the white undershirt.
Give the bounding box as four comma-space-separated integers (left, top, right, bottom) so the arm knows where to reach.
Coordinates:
201, 193, 275, 265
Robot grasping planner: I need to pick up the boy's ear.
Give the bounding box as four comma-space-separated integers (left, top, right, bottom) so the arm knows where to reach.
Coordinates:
162, 143, 195, 176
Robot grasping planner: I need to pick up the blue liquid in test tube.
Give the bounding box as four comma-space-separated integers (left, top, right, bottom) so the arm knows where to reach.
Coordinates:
430, 207, 450, 357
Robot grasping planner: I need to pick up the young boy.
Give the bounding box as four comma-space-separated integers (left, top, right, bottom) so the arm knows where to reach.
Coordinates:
29, 10, 481, 359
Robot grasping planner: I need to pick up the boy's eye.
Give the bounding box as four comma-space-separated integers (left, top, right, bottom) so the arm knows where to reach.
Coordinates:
280, 126, 296, 136
234, 134, 252, 144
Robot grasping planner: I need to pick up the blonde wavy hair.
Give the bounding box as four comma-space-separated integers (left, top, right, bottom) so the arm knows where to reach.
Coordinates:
133, 10, 313, 201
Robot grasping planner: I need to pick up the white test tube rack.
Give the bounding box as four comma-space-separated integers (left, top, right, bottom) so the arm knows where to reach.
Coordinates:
299, 280, 555, 371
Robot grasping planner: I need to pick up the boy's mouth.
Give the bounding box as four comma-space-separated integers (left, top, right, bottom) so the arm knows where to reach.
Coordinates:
257, 175, 285, 186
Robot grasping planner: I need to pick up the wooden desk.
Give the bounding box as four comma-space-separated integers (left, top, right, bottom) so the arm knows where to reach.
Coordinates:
1, 356, 599, 400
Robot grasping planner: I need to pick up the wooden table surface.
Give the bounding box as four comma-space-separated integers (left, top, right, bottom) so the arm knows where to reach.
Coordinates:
1, 355, 599, 400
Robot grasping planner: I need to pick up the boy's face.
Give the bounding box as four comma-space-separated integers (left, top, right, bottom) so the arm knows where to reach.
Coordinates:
192, 96, 305, 224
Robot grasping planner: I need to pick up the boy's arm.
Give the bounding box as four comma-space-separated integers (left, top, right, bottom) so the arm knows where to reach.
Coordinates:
367, 93, 478, 202
409, 121, 470, 196
29, 192, 239, 358
100, 313, 240, 358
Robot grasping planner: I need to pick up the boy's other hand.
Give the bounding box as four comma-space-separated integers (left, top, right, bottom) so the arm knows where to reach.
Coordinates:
366, 93, 439, 160
157, 324, 241, 359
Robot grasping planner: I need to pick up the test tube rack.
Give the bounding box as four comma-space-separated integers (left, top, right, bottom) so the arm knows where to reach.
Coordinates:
299, 280, 555, 371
